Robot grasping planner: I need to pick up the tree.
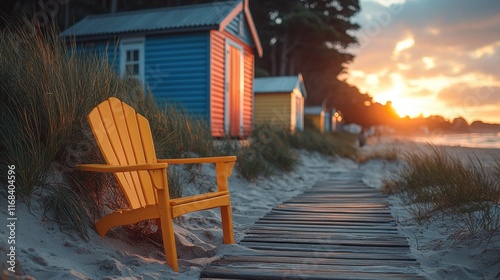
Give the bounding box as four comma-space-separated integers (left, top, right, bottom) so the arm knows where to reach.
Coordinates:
249, 0, 362, 110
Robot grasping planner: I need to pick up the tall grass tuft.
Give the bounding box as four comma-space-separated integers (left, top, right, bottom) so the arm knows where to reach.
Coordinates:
251, 124, 299, 172
234, 145, 271, 180
0, 19, 217, 238
384, 145, 500, 235
43, 186, 94, 239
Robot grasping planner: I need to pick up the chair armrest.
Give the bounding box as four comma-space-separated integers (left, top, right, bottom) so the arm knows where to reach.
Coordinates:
76, 162, 169, 173
157, 156, 236, 165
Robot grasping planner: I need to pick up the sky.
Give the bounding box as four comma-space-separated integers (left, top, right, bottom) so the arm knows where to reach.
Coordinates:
346, 0, 500, 124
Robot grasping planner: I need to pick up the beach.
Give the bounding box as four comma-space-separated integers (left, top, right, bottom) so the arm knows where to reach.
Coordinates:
1, 137, 500, 279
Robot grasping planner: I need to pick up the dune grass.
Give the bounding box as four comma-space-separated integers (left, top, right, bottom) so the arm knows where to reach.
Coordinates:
383, 145, 500, 235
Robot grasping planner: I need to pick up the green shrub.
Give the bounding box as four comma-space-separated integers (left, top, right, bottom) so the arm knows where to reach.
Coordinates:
235, 145, 271, 180
251, 124, 299, 172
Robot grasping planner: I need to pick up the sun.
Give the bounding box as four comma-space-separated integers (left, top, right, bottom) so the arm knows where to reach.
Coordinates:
369, 72, 429, 118
374, 88, 424, 118
390, 97, 424, 118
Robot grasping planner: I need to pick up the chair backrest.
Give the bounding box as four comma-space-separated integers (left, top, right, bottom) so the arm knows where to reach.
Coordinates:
87, 97, 158, 209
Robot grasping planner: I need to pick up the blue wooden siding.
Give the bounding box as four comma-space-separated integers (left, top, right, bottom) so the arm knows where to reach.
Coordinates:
224, 12, 253, 47
145, 33, 211, 118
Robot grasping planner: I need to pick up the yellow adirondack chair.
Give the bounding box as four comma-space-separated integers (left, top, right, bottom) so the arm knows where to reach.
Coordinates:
76, 97, 236, 272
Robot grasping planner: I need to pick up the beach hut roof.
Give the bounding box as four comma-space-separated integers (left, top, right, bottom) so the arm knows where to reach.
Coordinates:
304, 106, 324, 115
60, 0, 262, 56
253, 74, 307, 98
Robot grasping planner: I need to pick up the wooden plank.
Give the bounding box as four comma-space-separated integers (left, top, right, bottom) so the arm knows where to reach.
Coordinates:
201, 266, 425, 280
216, 255, 420, 267
249, 222, 398, 229
285, 199, 389, 204
282, 202, 389, 208
240, 241, 412, 254
254, 220, 396, 227
243, 233, 408, 242
241, 237, 410, 248
209, 259, 420, 272
272, 207, 391, 214
245, 227, 399, 235
218, 250, 418, 261
301, 190, 377, 195
205, 263, 422, 276
261, 214, 394, 222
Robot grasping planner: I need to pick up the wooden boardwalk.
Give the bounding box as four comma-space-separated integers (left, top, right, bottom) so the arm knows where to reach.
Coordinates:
201, 174, 425, 279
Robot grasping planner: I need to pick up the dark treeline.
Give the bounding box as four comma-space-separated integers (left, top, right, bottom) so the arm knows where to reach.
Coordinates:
2, 0, 491, 132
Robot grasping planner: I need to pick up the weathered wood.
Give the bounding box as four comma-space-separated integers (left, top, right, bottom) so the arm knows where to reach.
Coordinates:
272, 207, 391, 214
216, 250, 418, 261
201, 266, 424, 280
245, 227, 399, 235
239, 241, 412, 254
243, 233, 408, 242
282, 202, 390, 208
254, 220, 396, 227
215, 255, 420, 267
208, 260, 419, 273
241, 237, 410, 248
260, 214, 394, 222
201, 176, 424, 279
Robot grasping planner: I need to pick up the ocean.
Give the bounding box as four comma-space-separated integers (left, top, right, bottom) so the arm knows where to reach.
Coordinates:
410, 133, 500, 149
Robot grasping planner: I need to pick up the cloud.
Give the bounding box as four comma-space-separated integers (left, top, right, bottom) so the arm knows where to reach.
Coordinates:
438, 84, 500, 106
357, 0, 500, 78
407, 88, 433, 98
393, 37, 414, 57
348, 0, 500, 122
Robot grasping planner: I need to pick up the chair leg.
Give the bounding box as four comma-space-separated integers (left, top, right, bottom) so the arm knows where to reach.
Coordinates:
158, 212, 178, 272
220, 205, 234, 244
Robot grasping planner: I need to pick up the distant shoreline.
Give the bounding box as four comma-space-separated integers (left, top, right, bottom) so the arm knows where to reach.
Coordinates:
374, 131, 500, 150
362, 134, 500, 167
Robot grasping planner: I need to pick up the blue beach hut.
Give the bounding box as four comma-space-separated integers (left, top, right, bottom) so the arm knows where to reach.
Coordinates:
61, 0, 262, 138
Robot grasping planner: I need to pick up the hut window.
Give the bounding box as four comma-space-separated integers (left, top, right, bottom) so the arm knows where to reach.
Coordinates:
120, 37, 145, 84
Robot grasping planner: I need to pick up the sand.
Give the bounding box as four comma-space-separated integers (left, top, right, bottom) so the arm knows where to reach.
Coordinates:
359, 137, 500, 280
1, 138, 499, 279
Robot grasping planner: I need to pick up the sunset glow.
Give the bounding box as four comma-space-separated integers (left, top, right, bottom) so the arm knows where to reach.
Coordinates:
348, 0, 500, 124
377, 95, 424, 118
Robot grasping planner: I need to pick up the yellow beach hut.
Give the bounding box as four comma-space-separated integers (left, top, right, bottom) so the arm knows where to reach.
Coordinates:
253, 74, 307, 132
304, 106, 326, 133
